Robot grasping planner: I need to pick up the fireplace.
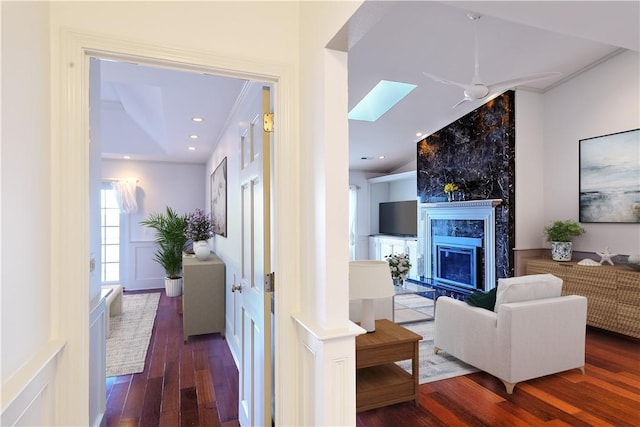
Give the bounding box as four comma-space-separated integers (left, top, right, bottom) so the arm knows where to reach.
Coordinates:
418, 199, 502, 298
433, 236, 483, 291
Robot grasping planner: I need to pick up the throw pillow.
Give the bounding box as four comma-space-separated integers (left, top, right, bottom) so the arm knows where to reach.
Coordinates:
465, 287, 497, 311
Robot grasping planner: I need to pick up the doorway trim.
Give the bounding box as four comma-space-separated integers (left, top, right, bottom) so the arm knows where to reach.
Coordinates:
55, 29, 299, 425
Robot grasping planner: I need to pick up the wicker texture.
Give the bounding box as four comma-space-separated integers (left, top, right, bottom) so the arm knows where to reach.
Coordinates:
526, 259, 640, 338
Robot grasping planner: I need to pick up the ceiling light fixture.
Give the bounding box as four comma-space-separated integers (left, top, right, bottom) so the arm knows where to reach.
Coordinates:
379, 156, 385, 159
123, 155, 131, 160
188, 147, 196, 151
348, 80, 417, 122
189, 134, 198, 139
192, 117, 204, 122
416, 132, 423, 137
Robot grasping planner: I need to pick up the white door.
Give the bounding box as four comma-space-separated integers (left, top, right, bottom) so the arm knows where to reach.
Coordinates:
237, 84, 273, 427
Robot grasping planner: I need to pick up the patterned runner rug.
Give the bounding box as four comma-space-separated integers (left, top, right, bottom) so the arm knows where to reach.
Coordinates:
106, 292, 160, 377
395, 294, 478, 383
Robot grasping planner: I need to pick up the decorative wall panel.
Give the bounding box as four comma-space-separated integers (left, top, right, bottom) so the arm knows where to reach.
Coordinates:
417, 91, 515, 278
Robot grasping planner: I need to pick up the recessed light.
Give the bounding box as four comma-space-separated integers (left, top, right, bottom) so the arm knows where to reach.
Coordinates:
123, 155, 131, 160
379, 156, 385, 159
189, 134, 198, 139
188, 146, 196, 151
416, 132, 423, 137
192, 117, 204, 122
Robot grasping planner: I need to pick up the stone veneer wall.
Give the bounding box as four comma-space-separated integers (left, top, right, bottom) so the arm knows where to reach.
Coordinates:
417, 91, 515, 278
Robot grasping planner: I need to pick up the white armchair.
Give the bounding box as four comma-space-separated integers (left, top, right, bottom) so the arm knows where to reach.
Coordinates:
434, 273, 587, 394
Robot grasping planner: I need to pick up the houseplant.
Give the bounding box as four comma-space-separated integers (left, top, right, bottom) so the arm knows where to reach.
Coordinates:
185, 208, 214, 260
543, 220, 585, 261
140, 207, 188, 296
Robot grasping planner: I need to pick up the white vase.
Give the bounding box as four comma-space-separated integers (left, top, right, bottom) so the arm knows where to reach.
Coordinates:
551, 241, 572, 261
165, 277, 182, 297
193, 240, 210, 260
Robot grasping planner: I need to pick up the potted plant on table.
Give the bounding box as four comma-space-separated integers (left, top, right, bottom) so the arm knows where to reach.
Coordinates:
140, 207, 188, 297
543, 220, 585, 261
185, 208, 214, 260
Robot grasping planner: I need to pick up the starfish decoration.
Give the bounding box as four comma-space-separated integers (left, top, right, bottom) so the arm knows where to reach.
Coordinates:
596, 247, 618, 266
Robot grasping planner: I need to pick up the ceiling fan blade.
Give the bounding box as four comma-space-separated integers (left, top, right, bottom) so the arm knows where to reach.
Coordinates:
451, 95, 472, 109
422, 71, 469, 90
488, 71, 562, 93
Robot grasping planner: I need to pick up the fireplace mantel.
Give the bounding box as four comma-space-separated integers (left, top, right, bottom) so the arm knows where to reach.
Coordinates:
421, 199, 503, 209
419, 199, 503, 292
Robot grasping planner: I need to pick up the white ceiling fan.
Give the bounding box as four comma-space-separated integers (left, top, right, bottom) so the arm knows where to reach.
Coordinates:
423, 13, 561, 109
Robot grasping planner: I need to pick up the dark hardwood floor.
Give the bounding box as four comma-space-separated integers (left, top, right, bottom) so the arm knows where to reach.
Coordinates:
107, 290, 640, 426
105, 290, 239, 427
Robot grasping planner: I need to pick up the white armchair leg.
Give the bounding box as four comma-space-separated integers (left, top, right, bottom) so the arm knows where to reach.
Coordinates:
579, 366, 585, 375
434, 346, 440, 354
501, 380, 516, 394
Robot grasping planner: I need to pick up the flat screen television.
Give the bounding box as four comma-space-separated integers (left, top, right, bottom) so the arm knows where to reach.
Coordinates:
379, 200, 417, 236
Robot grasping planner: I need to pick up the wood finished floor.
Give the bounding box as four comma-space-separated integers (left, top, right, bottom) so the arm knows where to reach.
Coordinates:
107, 290, 640, 426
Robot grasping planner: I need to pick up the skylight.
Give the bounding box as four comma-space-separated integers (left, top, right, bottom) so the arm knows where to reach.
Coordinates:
348, 80, 417, 122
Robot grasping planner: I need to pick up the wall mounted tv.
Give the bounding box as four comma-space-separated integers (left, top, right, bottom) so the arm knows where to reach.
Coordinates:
379, 200, 417, 236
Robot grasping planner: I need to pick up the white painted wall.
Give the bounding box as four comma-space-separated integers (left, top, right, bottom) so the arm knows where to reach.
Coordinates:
101, 159, 206, 290
0, 2, 61, 425
542, 50, 640, 255
1, 0, 51, 383
515, 89, 546, 249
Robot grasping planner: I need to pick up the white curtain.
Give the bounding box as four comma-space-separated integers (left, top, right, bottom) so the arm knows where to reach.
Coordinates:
349, 185, 358, 260
111, 179, 138, 213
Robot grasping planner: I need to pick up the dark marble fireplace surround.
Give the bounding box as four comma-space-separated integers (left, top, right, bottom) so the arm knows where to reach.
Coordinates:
414, 91, 515, 298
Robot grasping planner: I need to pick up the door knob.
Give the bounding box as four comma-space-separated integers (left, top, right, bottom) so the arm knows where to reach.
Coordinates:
231, 284, 242, 293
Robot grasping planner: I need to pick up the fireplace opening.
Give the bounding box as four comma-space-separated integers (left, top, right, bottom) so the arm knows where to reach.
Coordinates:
433, 236, 483, 290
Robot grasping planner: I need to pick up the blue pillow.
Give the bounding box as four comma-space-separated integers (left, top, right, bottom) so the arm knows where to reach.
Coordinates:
465, 287, 497, 311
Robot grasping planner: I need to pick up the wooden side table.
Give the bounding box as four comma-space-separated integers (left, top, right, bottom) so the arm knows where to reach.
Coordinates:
355, 319, 422, 412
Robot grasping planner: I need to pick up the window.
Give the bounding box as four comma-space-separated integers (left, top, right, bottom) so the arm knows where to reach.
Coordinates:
101, 185, 120, 283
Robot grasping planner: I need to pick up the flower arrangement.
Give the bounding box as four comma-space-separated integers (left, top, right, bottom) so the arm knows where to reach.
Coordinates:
444, 183, 459, 194
444, 183, 459, 202
185, 208, 214, 242
385, 253, 412, 281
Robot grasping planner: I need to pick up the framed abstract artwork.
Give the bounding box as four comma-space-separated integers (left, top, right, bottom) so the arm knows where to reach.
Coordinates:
579, 128, 640, 223
211, 157, 228, 236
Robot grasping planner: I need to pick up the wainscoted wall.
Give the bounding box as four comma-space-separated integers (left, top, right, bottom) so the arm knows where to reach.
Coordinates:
417, 91, 515, 278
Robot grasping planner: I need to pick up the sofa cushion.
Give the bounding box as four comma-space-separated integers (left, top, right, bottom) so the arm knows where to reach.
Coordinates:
465, 287, 497, 310
494, 273, 562, 313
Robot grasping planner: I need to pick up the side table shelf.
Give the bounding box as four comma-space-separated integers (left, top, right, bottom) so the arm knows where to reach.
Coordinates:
356, 319, 422, 412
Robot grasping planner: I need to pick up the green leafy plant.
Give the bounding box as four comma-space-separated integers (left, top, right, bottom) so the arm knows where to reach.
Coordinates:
543, 220, 585, 242
140, 207, 188, 279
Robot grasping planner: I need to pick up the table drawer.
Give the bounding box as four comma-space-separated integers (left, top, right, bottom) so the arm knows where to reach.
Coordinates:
357, 341, 415, 368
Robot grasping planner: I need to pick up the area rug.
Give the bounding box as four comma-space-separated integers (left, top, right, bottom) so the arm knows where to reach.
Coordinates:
395, 295, 478, 384
106, 292, 160, 377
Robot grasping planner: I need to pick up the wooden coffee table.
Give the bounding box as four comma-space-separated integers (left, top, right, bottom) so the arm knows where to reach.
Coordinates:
355, 319, 422, 412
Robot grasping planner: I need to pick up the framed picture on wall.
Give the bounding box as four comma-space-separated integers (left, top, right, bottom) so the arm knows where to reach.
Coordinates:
211, 157, 228, 236
579, 128, 640, 223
